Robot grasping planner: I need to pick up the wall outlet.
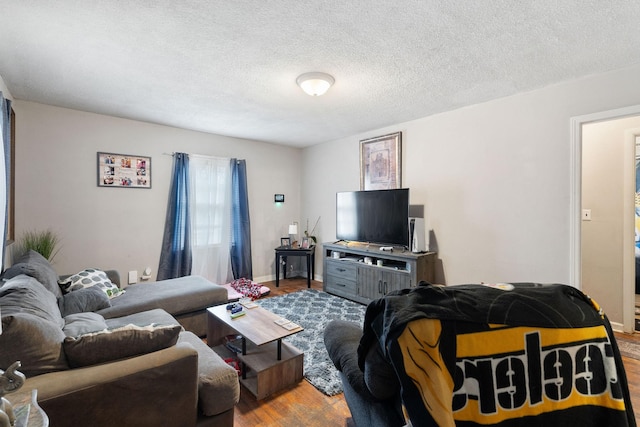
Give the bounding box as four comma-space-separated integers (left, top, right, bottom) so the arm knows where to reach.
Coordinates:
128, 270, 138, 285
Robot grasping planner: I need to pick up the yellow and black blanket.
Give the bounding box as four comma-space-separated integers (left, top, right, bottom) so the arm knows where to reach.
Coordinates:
358, 283, 636, 426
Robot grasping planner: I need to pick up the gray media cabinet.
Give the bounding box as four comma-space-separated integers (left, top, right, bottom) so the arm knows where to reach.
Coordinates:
322, 241, 437, 304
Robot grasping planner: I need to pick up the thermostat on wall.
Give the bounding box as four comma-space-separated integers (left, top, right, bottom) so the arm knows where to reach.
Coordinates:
274, 194, 285, 203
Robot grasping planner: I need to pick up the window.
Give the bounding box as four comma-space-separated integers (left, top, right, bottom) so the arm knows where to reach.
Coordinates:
191, 159, 230, 247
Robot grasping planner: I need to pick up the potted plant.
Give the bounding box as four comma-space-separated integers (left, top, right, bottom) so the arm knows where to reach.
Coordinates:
13, 229, 61, 261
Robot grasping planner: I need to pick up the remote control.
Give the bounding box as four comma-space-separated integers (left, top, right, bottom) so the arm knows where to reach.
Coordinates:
231, 306, 243, 314
230, 311, 246, 319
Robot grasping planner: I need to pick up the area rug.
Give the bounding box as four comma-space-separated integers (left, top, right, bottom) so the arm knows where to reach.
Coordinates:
257, 289, 366, 396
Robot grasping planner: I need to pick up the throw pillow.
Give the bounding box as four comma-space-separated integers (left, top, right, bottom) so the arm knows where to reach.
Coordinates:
0, 275, 64, 328
58, 268, 125, 299
0, 313, 68, 377
0, 275, 69, 376
58, 287, 111, 317
63, 323, 182, 368
1, 250, 62, 298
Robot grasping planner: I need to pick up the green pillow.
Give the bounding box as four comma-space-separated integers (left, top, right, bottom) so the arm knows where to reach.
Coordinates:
58, 268, 125, 299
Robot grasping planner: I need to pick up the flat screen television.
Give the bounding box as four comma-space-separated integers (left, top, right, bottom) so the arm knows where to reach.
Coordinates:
336, 188, 409, 247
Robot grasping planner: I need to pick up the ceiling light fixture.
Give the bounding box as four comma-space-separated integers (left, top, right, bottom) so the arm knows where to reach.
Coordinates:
296, 72, 335, 96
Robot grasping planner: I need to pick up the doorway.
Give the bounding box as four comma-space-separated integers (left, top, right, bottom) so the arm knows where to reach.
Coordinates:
571, 107, 640, 333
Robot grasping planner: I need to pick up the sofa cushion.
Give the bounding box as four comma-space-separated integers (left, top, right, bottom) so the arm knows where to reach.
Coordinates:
0, 275, 64, 328
363, 340, 399, 400
1, 250, 62, 298
0, 275, 69, 377
58, 268, 125, 299
58, 286, 111, 316
178, 331, 240, 416
63, 312, 109, 337
0, 313, 68, 377
96, 275, 228, 320
63, 322, 182, 368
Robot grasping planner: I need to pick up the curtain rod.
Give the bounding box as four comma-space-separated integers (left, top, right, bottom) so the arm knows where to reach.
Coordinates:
162, 152, 234, 161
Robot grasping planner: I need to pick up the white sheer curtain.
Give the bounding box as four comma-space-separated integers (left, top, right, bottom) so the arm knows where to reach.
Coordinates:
189, 155, 233, 284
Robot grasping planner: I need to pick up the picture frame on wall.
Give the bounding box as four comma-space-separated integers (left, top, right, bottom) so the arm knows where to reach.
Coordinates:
360, 132, 402, 190
97, 152, 151, 189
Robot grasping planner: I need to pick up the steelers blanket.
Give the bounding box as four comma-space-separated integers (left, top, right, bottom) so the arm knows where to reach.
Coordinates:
358, 283, 635, 427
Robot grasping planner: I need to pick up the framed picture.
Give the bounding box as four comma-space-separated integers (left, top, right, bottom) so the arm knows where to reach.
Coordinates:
280, 237, 291, 248
301, 237, 310, 249
97, 152, 151, 189
360, 132, 402, 190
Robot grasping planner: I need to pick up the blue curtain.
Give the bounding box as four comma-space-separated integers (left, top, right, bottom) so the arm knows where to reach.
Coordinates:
157, 153, 192, 280
230, 159, 253, 279
0, 93, 10, 270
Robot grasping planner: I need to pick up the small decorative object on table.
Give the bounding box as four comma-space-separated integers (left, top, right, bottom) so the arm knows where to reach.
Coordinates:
0, 361, 26, 427
304, 217, 320, 245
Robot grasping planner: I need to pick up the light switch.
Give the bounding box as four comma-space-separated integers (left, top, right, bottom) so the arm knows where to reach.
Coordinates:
128, 270, 138, 284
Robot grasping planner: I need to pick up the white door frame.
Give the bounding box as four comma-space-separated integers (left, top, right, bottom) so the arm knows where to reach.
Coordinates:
570, 105, 640, 333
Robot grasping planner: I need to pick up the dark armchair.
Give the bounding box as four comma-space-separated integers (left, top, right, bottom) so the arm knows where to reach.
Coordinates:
324, 282, 636, 427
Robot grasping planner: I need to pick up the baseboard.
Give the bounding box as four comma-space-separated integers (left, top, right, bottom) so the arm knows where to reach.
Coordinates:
610, 320, 624, 332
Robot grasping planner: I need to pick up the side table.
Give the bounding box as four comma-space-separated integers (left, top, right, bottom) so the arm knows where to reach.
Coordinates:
274, 245, 315, 288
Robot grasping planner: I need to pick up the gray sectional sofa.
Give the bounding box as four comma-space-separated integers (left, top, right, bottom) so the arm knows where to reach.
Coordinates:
0, 250, 240, 427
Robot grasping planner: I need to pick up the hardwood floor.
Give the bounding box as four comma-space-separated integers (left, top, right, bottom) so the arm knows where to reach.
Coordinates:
232, 278, 640, 426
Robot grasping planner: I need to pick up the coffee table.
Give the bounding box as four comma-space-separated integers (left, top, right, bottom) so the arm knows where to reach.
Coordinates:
207, 304, 304, 399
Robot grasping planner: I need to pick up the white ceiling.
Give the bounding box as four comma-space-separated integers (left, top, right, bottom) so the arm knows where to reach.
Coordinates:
1, 1, 640, 147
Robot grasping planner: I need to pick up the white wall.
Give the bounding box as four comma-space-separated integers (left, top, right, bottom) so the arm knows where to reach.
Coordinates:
8, 62, 640, 318
12, 101, 302, 283
303, 64, 640, 289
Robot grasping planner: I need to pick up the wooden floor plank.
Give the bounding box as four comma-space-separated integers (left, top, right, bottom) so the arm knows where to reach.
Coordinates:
232, 278, 640, 426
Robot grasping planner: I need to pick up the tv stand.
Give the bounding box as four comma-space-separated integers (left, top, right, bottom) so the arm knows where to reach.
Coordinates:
323, 241, 437, 304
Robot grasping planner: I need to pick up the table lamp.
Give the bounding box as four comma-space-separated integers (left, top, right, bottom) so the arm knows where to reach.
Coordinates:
288, 222, 298, 247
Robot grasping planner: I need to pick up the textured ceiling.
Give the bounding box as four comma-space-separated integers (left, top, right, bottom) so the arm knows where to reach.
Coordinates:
1, 1, 640, 147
